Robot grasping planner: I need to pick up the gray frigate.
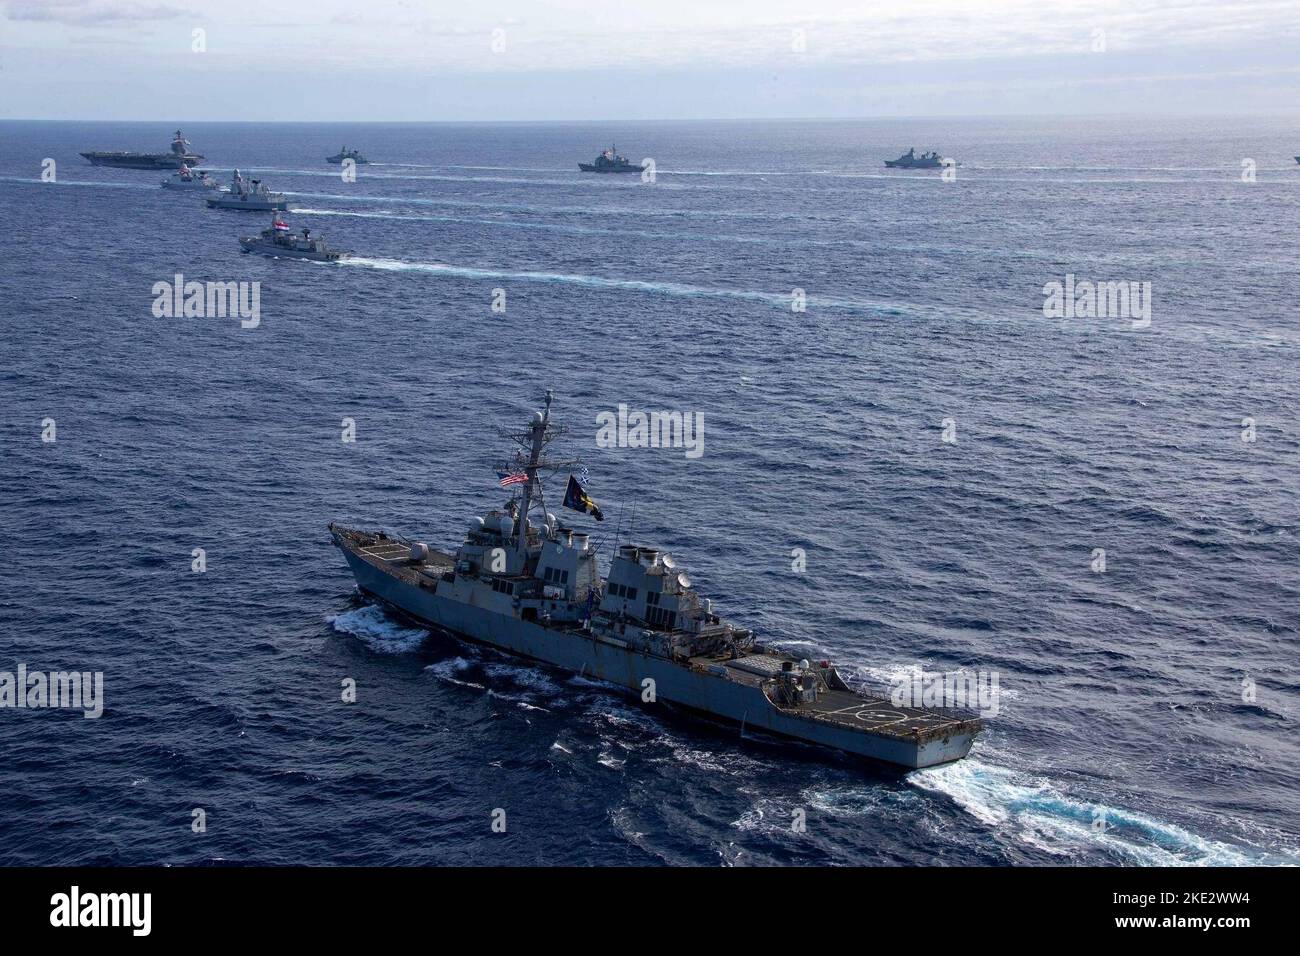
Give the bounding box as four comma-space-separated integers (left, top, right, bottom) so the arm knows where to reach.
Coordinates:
884, 148, 948, 169
161, 165, 218, 191
327, 146, 369, 165
240, 215, 348, 261
330, 393, 983, 769
206, 169, 288, 211
579, 145, 640, 173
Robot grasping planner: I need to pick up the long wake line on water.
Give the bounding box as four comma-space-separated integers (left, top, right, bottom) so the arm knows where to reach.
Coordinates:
339, 255, 906, 315
293, 206, 1284, 270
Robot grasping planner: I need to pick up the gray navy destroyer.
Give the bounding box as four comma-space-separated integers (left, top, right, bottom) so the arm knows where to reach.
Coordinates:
240, 215, 348, 261
82, 129, 203, 169
579, 145, 640, 173
330, 393, 983, 769
327, 146, 369, 165
161, 165, 218, 191
884, 148, 948, 169
206, 169, 288, 211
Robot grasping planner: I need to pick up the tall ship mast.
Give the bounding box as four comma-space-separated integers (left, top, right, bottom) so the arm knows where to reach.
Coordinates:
329, 394, 983, 769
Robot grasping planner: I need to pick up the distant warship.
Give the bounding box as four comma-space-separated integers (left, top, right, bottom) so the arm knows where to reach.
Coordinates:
206, 169, 288, 211
327, 146, 369, 165
579, 145, 640, 173
160, 165, 218, 191
330, 393, 983, 769
240, 215, 348, 261
884, 148, 948, 169
82, 129, 203, 169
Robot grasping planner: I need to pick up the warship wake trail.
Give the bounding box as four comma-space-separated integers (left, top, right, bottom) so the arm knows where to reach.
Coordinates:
0, 177, 153, 190
283, 190, 778, 220
292, 206, 823, 248
909, 758, 1295, 866
341, 255, 885, 312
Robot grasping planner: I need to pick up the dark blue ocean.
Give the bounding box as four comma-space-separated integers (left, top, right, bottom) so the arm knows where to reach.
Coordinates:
1, 118, 1297, 866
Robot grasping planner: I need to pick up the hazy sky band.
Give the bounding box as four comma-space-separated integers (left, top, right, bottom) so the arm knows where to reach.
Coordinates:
3, 0, 1299, 119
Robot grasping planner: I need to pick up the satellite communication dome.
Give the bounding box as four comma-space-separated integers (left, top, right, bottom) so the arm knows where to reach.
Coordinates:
531, 411, 544, 425
678, 573, 692, 589
469, 517, 485, 534
662, 555, 677, 569
495, 514, 514, 536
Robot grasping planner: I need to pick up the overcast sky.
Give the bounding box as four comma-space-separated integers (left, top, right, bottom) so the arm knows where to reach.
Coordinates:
3, 0, 1299, 120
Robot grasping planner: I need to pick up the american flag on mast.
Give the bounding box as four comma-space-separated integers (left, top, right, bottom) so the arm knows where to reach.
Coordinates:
497, 471, 528, 488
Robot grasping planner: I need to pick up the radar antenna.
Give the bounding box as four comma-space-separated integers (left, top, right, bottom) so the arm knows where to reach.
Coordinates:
497, 390, 581, 559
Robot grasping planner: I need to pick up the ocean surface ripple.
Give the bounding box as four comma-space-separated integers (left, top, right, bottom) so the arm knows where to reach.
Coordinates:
1, 118, 1297, 866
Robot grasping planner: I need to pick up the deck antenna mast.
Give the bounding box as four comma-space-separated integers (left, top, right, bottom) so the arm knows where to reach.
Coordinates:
497, 389, 578, 562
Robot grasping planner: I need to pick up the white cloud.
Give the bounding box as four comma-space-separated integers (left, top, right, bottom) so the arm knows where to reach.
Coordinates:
4, 0, 189, 23
3, 0, 1299, 118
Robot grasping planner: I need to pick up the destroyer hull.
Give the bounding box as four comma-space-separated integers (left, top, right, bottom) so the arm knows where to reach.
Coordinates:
240, 239, 345, 261
208, 197, 288, 211
334, 529, 978, 769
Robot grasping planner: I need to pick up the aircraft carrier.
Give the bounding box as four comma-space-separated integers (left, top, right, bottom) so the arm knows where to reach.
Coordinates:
81, 129, 204, 169
330, 393, 983, 769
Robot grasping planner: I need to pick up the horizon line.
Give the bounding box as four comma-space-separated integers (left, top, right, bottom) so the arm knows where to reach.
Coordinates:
5, 109, 1300, 124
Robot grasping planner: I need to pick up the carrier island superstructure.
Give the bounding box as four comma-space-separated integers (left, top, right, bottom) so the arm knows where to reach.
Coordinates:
331, 394, 983, 769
